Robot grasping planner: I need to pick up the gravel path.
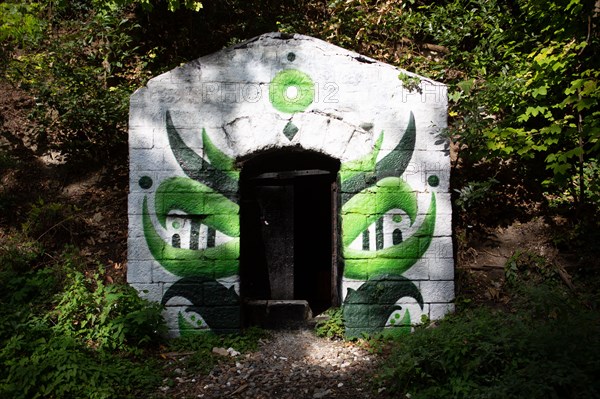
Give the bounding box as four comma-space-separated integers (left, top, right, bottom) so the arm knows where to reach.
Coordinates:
158, 329, 387, 399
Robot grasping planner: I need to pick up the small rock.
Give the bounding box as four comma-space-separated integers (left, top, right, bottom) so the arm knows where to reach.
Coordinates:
313, 389, 331, 398
227, 347, 241, 357
337, 383, 344, 388
212, 347, 229, 356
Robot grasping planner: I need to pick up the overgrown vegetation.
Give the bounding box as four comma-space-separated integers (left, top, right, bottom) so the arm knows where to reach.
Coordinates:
0, 197, 264, 398
376, 282, 600, 398
314, 307, 345, 340
1, 0, 600, 397
0, 233, 166, 398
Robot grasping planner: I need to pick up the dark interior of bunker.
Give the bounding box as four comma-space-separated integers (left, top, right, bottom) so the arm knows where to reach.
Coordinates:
239, 150, 341, 328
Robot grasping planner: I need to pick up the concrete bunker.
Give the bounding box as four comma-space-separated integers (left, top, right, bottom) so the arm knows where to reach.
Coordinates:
239, 150, 340, 327
128, 32, 455, 337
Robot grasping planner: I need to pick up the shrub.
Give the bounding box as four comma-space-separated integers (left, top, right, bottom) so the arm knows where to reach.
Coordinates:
377, 284, 600, 398
52, 267, 165, 351
0, 243, 166, 398
315, 307, 345, 340
0, 334, 161, 399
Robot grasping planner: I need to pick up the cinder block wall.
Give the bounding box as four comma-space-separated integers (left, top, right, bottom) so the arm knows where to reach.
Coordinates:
128, 33, 454, 337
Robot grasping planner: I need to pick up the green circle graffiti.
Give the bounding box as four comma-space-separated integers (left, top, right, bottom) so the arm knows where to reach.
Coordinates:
269, 69, 314, 113
428, 175, 440, 187
139, 175, 153, 189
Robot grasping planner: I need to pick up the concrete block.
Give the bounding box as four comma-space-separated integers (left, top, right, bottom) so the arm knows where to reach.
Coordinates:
428, 258, 455, 281
132, 283, 163, 302
430, 303, 455, 321
127, 236, 153, 261
420, 280, 455, 303
424, 236, 454, 259
126, 260, 153, 283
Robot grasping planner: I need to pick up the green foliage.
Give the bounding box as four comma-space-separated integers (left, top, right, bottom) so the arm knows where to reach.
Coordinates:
504, 249, 559, 285
0, 334, 161, 399
52, 266, 165, 351
315, 307, 345, 340
377, 284, 600, 398
3, 0, 157, 163
0, 2, 45, 47
0, 235, 166, 398
454, 178, 499, 211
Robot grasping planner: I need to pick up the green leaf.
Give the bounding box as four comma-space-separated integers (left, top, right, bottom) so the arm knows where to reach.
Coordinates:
457, 78, 475, 95
531, 84, 548, 98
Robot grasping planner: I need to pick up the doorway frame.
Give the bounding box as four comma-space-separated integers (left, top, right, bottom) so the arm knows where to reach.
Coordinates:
237, 149, 342, 324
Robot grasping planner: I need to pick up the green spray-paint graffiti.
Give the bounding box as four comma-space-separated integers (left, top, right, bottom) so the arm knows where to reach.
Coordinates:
269, 69, 315, 114
139, 101, 437, 336
340, 112, 436, 337
141, 111, 241, 333
344, 275, 424, 337
161, 277, 240, 336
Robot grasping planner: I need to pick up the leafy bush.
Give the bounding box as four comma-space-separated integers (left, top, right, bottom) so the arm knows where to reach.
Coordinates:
315, 307, 345, 340
0, 334, 161, 399
0, 240, 166, 398
377, 284, 600, 398
52, 267, 165, 351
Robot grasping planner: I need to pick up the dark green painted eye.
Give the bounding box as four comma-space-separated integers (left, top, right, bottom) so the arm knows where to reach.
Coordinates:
428, 175, 440, 187
139, 175, 153, 189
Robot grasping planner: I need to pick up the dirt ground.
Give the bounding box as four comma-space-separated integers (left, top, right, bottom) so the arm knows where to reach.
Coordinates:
155, 329, 387, 399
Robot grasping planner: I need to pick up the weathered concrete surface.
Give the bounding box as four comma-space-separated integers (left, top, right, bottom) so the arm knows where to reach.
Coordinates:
128, 32, 453, 337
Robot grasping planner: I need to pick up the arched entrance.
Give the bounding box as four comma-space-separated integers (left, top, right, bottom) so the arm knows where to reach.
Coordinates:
239, 150, 341, 328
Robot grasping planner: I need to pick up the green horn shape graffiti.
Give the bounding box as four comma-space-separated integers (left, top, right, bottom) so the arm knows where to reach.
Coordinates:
341, 111, 416, 204
142, 197, 239, 278
166, 111, 239, 203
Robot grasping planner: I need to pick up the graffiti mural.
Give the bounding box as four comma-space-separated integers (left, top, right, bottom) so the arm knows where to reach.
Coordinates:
138, 112, 241, 334
339, 114, 438, 337
128, 33, 454, 337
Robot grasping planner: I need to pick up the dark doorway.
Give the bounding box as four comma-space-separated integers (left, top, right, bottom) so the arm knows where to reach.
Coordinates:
239, 150, 340, 327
